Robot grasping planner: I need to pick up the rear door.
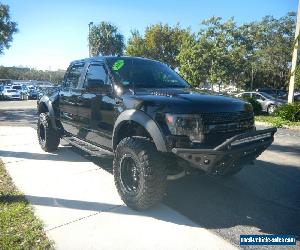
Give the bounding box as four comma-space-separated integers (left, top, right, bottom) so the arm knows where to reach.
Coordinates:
59, 63, 84, 136
252, 93, 267, 111
77, 63, 115, 149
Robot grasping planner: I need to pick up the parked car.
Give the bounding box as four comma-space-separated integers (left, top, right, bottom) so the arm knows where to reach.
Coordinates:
37, 56, 276, 210
255, 88, 287, 99
27, 85, 38, 99
294, 94, 300, 102
11, 84, 29, 100
236, 91, 286, 114
2, 86, 21, 100
0, 85, 4, 100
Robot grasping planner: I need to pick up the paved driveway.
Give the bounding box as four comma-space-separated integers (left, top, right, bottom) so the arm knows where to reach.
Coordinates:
0, 100, 299, 249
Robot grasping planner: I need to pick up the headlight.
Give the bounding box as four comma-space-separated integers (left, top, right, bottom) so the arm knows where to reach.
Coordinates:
165, 113, 205, 142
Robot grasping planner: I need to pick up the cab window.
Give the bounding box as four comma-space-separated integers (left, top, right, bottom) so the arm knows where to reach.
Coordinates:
84, 64, 109, 88
64, 64, 84, 88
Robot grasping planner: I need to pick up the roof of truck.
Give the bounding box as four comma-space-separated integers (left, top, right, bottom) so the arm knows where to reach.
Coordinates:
69, 56, 157, 66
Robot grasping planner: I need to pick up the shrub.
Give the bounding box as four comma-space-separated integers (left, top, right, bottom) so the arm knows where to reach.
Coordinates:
241, 97, 262, 115
273, 103, 300, 122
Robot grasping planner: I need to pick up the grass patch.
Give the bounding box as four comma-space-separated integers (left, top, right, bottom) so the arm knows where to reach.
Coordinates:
0, 160, 53, 250
255, 115, 300, 128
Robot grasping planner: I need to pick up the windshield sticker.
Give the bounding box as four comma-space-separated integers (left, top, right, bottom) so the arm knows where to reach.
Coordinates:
112, 59, 124, 71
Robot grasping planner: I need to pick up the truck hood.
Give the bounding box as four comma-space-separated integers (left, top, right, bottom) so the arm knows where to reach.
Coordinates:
121, 88, 252, 113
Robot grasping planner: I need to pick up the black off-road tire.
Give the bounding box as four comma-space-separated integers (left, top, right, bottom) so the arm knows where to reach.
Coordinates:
113, 137, 167, 210
37, 112, 60, 152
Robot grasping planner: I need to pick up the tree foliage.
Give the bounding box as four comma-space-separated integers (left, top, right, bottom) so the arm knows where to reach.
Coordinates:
0, 3, 18, 55
178, 17, 247, 87
0, 66, 65, 84
178, 13, 296, 89
89, 21, 125, 56
295, 65, 300, 88
126, 23, 191, 69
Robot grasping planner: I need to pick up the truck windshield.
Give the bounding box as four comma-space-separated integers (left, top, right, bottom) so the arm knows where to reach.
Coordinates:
107, 58, 190, 89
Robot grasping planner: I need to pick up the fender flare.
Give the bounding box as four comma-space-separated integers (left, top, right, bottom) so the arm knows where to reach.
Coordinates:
38, 96, 57, 130
113, 110, 167, 152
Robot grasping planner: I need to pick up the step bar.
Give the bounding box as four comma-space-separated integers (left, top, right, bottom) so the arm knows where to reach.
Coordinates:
64, 137, 114, 158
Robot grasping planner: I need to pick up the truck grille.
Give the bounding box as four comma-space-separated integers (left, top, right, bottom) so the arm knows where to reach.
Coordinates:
198, 111, 254, 146
200, 111, 254, 125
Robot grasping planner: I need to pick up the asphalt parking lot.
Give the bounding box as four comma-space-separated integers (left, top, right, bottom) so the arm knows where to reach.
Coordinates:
0, 100, 299, 249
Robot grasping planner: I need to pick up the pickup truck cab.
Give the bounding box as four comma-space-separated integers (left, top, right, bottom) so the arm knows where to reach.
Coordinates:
37, 56, 276, 210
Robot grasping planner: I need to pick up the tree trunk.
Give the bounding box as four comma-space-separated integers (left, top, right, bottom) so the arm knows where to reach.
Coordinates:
251, 66, 254, 91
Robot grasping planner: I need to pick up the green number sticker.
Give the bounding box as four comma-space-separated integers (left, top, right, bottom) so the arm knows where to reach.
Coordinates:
112, 59, 124, 71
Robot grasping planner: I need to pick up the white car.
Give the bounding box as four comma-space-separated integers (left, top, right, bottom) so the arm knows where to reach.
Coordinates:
12, 84, 29, 100
2, 87, 21, 100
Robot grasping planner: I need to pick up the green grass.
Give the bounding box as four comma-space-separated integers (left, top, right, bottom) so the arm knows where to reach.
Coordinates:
0, 160, 53, 250
255, 115, 300, 128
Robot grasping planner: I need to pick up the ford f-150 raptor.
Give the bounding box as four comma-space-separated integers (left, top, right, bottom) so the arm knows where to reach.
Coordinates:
37, 56, 276, 210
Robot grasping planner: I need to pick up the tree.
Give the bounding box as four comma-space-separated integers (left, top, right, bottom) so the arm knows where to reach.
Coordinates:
125, 30, 147, 58
294, 65, 300, 88
239, 13, 296, 90
126, 23, 191, 69
178, 13, 296, 90
89, 21, 124, 56
0, 66, 65, 84
178, 17, 246, 88
0, 3, 17, 55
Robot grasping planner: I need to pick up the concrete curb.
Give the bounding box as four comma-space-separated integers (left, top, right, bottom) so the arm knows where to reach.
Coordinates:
255, 121, 300, 131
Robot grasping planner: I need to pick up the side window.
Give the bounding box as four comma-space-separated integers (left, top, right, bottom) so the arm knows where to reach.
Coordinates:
84, 64, 108, 87
253, 93, 264, 100
242, 93, 251, 98
64, 64, 84, 89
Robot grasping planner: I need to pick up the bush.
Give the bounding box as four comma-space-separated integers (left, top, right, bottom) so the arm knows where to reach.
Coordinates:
241, 97, 262, 115
273, 103, 300, 122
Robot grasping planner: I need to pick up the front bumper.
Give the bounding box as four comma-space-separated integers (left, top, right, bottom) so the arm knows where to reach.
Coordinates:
172, 128, 277, 176
5, 95, 21, 100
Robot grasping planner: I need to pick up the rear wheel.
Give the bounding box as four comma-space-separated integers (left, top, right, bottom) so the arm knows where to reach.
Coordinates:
267, 104, 276, 114
37, 112, 60, 152
113, 137, 167, 210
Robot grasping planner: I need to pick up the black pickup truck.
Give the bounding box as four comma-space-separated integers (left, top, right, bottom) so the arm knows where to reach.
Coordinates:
37, 56, 276, 210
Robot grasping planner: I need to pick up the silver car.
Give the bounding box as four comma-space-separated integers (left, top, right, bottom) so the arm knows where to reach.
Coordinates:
2, 87, 21, 100
237, 91, 285, 114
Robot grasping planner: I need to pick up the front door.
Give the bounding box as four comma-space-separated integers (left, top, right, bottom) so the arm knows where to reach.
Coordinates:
77, 63, 115, 149
59, 63, 84, 136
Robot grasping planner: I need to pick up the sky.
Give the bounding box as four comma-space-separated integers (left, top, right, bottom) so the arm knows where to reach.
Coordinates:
0, 0, 298, 70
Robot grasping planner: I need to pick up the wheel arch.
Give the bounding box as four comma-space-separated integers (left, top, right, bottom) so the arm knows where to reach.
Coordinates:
38, 96, 57, 129
113, 110, 167, 152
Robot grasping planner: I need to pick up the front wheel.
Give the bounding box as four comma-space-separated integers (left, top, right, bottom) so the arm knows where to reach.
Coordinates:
37, 113, 60, 152
113, 137, 167, 210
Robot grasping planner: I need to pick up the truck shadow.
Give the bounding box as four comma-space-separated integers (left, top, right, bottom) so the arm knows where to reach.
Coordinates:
165, 160, 300, 242
73, 145, 300, 243
0, 147, 88, 162
0, 109, 37, 128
